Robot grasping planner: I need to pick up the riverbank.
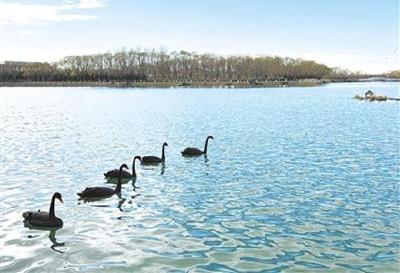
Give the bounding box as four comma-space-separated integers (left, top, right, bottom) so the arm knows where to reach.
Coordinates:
0, 79, 326, 88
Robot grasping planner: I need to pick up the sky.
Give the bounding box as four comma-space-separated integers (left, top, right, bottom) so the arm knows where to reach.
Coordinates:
0, 0, 398, 74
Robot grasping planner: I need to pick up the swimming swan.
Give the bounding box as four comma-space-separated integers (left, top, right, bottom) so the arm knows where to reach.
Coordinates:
181, 136, 214, 156
23, 192, 64, 228
141, 142, 168, 165
104, 156, 141, 179
78, 164, 128, 198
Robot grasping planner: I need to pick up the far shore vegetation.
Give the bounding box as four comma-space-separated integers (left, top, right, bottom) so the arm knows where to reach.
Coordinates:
0, 49, 399, 88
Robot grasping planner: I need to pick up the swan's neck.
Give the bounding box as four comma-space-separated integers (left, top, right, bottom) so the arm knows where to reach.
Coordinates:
161, 146, 166, 162
132, 158, 137, 177
204, 138, 210, 154
49, 195, 56, 218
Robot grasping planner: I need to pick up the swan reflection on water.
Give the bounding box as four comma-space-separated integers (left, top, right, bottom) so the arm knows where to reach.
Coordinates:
182, 153, 209, 163
78, 192, 129, 212
48, 229, 65, 253
78, 190, 123, 203
141, 163, 166, 175
24, 223, 65, 253
107, 176, 138, 191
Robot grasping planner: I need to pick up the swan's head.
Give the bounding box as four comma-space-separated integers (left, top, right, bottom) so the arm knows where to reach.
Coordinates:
134, 156, 142, 161
120, 163, 129, 170
208, 136, 214, 140
163, 142, 169, 147
54, 192, 63, 203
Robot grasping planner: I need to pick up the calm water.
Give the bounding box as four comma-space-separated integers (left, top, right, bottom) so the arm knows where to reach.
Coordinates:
0, 83, 399, 272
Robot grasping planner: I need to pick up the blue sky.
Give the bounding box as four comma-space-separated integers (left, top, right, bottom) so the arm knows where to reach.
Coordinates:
0, 0, 398, 73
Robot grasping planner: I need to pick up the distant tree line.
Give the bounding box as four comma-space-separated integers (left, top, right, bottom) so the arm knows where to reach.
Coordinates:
387, 70, 400, 78
0, 49, 363, 83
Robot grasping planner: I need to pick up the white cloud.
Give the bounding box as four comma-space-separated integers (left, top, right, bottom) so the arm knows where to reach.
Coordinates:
0, 1, 106, 26
64, 0, 106, 9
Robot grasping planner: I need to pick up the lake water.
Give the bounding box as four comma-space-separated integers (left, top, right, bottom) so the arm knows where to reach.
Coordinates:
0, 83, 399, 272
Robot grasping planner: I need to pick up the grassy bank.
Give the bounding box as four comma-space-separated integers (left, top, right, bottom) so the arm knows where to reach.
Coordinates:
0, 79, 326, 88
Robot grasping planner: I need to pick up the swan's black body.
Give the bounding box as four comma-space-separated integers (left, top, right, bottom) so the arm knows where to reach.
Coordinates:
23, 192, 64, 228
182, 136, 214, 156
78, 164, 128, 198
104, 156, 141, 179
142, 142, 168, 165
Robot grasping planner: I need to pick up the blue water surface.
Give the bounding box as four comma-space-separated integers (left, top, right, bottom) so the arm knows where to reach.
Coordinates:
0, 82, 399, 272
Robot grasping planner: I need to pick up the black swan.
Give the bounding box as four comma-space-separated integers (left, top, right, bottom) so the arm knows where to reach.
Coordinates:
104, 156, 141, 179
181, 136, 214, 156
78, 164, 128, 198
141, 142, 168, 165
23, 192, 64, 228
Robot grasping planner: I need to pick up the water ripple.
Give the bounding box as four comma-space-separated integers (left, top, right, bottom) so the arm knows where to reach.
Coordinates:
0, 83, 399, 272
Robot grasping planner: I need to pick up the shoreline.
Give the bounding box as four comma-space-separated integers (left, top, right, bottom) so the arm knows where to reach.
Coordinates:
0, 80, 327, 88
0, 79, 398, 89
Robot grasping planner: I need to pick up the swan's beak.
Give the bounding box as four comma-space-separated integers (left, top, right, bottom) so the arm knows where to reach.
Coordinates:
59, 197, 64, 204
